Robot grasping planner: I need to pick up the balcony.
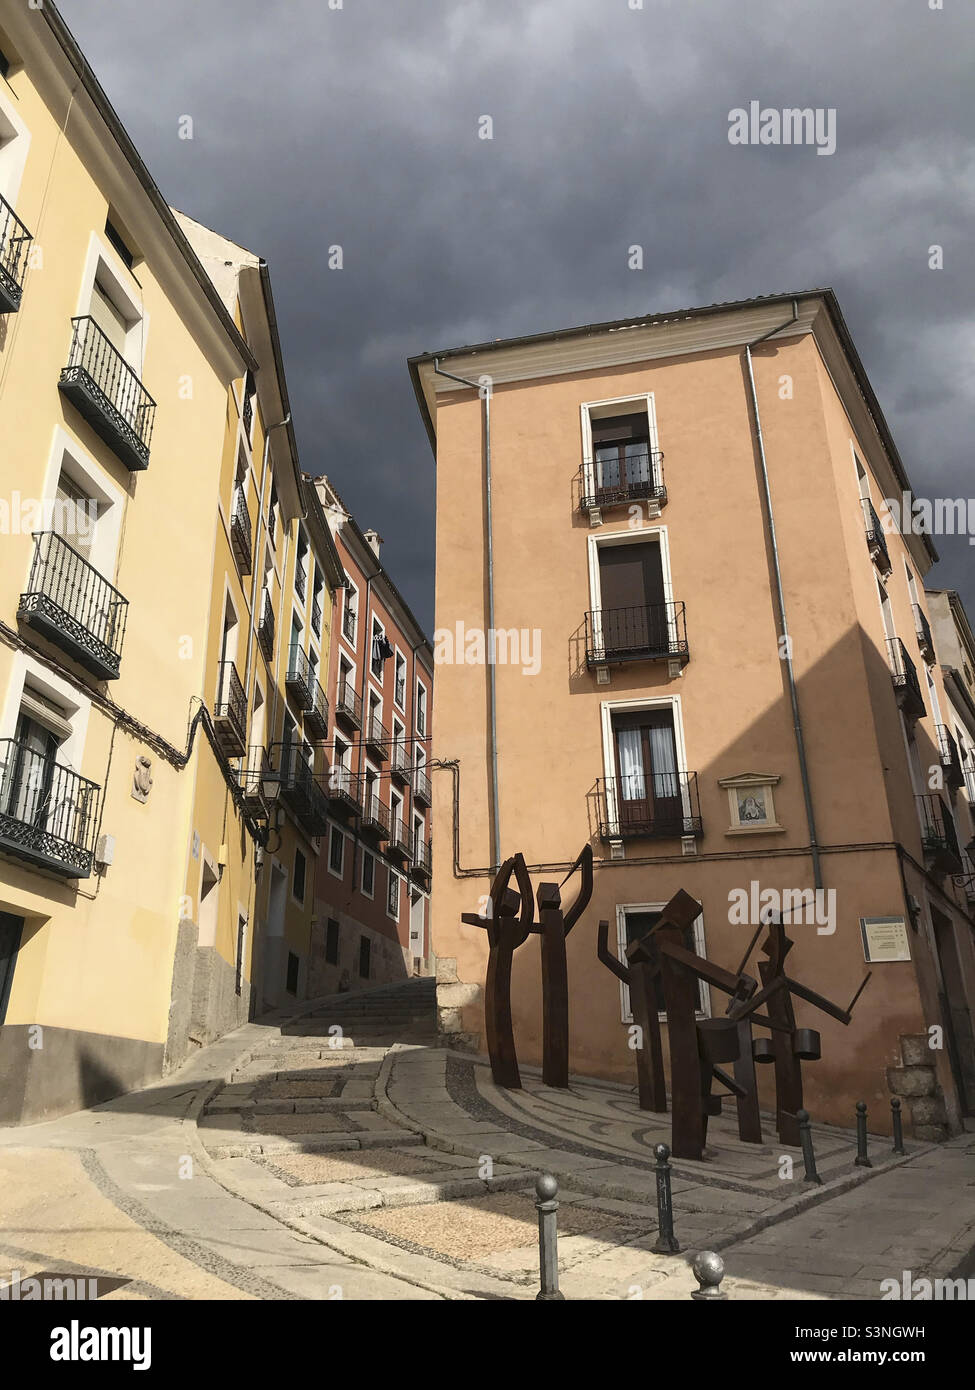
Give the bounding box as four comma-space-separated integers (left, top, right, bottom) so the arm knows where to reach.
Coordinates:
266, 504, 277, 551
335, 679, 362, 731
411, 838, 432, 884
388, 816, 412, 861
365, 712, 390, 761
595, 772, 703, 841
327, 766, 362, 818
862, 497, 892, 577
58, 316, 156, 472
304, 679, 329, 739
390, 741, 411, 785
230, 487, 252, 575
0, 738, 100, 878
0, 192, 33, 314
18, 532, 127, 681
917, 793, 962, 876
585, 601, 688, 669
361, 788, 390, 839
242, 387, 253, 441
272, 741, 330, 836
342, 606, 357, 645
213, 661, 247, 758
294, 557, 307, 603
913, 603, 935, 665
954, 852, 975, 906
286, 644, 314, 711
412, 765, 432, 807
240, 746, 271, 817
580, 450, 666, 519
887, 638, 925, 722
935, 725, 964, 792
257, 591, 275, 663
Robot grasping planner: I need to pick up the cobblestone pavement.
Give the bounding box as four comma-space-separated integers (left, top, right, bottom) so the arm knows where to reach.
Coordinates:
1, 979, 973, 1301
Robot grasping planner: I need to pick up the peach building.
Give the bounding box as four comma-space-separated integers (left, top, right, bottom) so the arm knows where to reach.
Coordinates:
409, 290, 975, 1140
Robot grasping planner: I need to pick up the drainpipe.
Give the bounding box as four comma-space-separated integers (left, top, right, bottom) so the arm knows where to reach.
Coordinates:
744, 301, 823, 889
433, 358, 501, 869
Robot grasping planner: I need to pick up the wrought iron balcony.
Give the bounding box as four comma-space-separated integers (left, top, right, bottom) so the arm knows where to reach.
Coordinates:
412, 765, 432, 806
411, 837, 432, 882
242, 386, 253, 440
390, 741, 411, 785
887, 638, 925, 722
917, 793, 962, 875
326, 765, 362, 817
388, 815, 412, 860
240, 745, 271, 817
311, 594, 323, 638
361, 788, 390, 839
335, 679, 362, 730
286, 644, 314, 711
18, 532, 127, 681
342, 605, 356, 644
266, 503, 277, 551
862, 497, 892, 576
257, 590, 275, 663
214, 660, 247, 758
953, 852, 975, 905
913, 603, 935, 664
294, 557, 307, 603
934, 725, 964, 791
230, 486, 252, 575
272, 741, 330, 836
585, 601, 688, 668
58, 316, 156, 472
365, 712, 390, 760
0, 738, 100, 878
595, 772, 703, 841
580, 450, 666, 515
303, 678, 329, 739
0, 192, 33, 314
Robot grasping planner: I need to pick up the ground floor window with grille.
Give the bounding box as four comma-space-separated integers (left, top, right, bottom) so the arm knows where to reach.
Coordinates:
359, 936, 370, 979
387, 868, 400, 920
361, 849, 375, 897
616, 906, 707, 1022
325, 918, 339, 965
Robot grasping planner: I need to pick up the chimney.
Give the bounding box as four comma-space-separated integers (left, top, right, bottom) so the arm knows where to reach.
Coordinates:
363, 528, 382, 559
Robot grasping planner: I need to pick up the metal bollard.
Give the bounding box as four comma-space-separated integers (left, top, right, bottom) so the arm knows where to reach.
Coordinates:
652, 1142, 681, 1254
535, 1173, 565, 1301
890, 1097, 906, 1155
854, 1100, 873, 1168
796, 1109, 822, 1185
691, 1251, 727, 1300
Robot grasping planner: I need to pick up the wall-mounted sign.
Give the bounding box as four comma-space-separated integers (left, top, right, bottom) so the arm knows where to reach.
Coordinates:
860, 916, 911, 963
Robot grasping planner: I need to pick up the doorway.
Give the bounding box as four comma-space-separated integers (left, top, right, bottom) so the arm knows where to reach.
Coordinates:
611, 708, 682, 835
597, 539, 667, 658
0, 913, 23, 1024
931, 906, 975, 1115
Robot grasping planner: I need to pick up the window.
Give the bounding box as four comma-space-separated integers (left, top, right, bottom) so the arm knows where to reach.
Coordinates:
311, 568, 324, 637
416, 681, 427, 737
0, 913, 22, 1025
343, 585, 358, 645
328, 825, 345, 877
371, 618, 391, 679
104, 217, 135, 270
618, 908, 707, 1019
394, 652, 407, 708
361, 849, 375, 898
325, 918, 340, 965
387, 868, 400, 920
293, 847, 306, 903
359, 936, 371, 979
611, 708, 682, 835
295, 530, 308, 603
286, 951, 300, 995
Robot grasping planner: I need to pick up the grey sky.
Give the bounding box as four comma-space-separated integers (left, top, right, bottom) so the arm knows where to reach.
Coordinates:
59, 0, 974, 630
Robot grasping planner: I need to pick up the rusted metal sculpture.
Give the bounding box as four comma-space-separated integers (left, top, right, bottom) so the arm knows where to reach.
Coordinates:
535, 846, 593, 1088
461, 853, 534, 1089
597, 917, 667, 1112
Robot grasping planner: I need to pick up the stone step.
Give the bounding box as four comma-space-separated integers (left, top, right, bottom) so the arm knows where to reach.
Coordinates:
201, 1129, 424, 1160
263, 1169, 533, 1218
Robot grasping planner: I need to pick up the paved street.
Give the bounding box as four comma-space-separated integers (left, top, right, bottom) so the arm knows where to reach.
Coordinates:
1, 979, 973, 1301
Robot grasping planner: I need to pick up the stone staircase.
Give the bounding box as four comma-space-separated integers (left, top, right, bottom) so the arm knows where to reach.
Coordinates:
282, 976, 437, 1043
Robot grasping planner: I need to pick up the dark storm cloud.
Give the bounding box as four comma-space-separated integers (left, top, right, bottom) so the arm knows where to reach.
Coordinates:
60, 0, 973, 626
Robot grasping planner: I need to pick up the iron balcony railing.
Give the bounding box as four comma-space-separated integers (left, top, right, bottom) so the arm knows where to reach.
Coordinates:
953, 851, 975, 903
272, 741, 329, 835
326, 764, 362, 816
240, 745, 271, 816
295, 557, 307, 603
0, 738, 100, 878
913, 603, 935, 664
412, 837, 432, 877
266, 501, 277, 551
361, 787, 390, 838
311, 593, 323, 637
230, 486, 252, 575
19, 531, 127, 681
917, 793, 962, 873
257, 590, 275, 663
0, 191, 33, 314
58, 316, 156, 472
935, 724, 964, 791
585, 601, 688, 668
304, 678, 329, 739
342, 605, 356, 644
388, 814, 412, 858
242, 387, 253, 440
412, 765, 432, 806
887, 638, 925, 721
390, 741, 411, 783
861, 497, 892, 576
214, 660, 247, 756
580, 448, 666, 514
286, 643, 314, 711
596, 772, 703, 841
365, 712, 390, 759
335, 679, 362, 729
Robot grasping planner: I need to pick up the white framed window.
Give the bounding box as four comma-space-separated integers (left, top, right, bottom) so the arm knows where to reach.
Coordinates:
386, 867, 400, 921
327, 824, 345, 879
393, 648, 407, 710
342, 579, 359, 649
615, 903, 710, 1025
415, 679, 428, 737
75, 232, 148, 375
0, 75, 31, 207
580, 392, 662, 520
37, 427, 125, 584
